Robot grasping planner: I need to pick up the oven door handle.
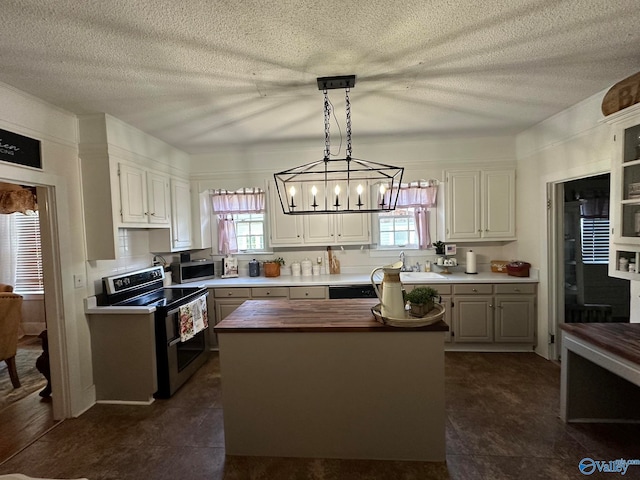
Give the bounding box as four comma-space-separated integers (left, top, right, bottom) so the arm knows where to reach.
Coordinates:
168, 336, 181, 347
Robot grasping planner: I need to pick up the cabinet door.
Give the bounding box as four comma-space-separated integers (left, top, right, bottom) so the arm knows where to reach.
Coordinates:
119, 163, 147, 223
268, 183, 303, 246
446, 170, 481, 240
336, 213, 370, 243
494, 295, 535, 343
147, 172, 170, 224
483, 170, 515, 239
453, 295, 493, 342
215, 299, 247, 322
171, 179, 192, 249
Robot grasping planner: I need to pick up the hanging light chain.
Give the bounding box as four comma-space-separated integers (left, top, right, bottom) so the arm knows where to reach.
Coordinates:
345, 87, 352, 159
323, 89, 331, 160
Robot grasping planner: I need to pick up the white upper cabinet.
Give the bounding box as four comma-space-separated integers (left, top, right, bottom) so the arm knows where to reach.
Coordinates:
605, 104, 640, 280
445, 169, 515, 241
170, 179, 192, 249
268, 181, 370, 247
268, 182, 303, 246
119, 163, 170, 225
149, 178, 192, 252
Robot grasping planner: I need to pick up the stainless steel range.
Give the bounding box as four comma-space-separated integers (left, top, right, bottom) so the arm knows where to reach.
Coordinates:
100, 266, 210, 398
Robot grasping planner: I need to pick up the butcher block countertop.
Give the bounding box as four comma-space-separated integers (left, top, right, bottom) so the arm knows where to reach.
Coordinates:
215, 298, 449, 333
560, 323, 640, 365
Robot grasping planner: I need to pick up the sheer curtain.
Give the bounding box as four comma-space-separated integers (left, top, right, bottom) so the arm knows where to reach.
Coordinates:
0, 214, 17, 285
380, 182, 438, 249
210, 188, 265, 255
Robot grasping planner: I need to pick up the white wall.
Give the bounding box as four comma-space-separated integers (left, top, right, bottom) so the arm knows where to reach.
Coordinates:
0, 82, 92, 417
515, 90, 617, 358
190, 133, 519, 273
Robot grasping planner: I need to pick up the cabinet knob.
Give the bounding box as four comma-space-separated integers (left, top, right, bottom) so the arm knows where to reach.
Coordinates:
477, 229, 481, 233
472, 288, 477, 292
228, 292, 233, 296
145, 212, 149, 216
338, 233, 341, 236
489, 304, 494, 308
305, 292, 309, 296
150, 212, 156, 216
266, 291, 270, 295
514, 288, 520, 292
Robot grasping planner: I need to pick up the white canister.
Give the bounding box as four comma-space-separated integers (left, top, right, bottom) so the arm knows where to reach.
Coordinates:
291, 261, 301, 276
301, 258, 313, 276
312, 265, 321, 275
619, 257, 629, 272
163, 271, 172, 286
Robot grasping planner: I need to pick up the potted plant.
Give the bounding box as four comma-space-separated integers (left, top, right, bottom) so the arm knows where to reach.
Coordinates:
405, 286, 439, 317
263, 257, 285, 277
433, 241, 446, 255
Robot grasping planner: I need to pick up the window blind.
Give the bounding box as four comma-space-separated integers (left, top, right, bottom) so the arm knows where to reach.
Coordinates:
581, 217, 609, 264
13, 212, 44, 293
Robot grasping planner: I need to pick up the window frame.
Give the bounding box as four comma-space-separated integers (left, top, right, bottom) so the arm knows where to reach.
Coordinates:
232, 212, 267, 253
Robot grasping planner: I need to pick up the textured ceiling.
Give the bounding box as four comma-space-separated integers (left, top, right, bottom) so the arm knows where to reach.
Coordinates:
0, 0, 639, 153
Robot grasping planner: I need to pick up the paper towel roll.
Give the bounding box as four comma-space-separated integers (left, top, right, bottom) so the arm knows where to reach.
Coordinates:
466, 250, 477, 274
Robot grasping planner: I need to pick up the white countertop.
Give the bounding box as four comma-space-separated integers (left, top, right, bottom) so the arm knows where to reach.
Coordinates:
85, 270, 538, 314
175, 270, 539, 289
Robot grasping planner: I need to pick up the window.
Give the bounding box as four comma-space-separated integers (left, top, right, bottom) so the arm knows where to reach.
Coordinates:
233, 213, 265, 251
378, 208, 417, 248
13, 212, 44, 293
581, 217, 609, 264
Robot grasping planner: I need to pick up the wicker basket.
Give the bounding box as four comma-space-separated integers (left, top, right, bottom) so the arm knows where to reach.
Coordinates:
490, 260, 509, 273
263, 262, 281, 277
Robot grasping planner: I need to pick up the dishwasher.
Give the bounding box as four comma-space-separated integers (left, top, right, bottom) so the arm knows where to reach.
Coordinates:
328, 284, 378, 299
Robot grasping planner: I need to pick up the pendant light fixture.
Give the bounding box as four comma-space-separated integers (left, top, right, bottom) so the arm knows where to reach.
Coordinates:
274, 75, 404, 215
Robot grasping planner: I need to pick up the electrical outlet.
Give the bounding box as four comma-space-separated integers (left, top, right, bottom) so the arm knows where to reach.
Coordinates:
74, 274, 85, 289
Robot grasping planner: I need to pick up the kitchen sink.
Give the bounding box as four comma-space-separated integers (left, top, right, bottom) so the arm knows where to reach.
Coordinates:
400, 272, 446, 281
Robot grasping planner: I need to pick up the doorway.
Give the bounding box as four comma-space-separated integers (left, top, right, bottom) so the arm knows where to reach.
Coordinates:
552, 173, 630, 359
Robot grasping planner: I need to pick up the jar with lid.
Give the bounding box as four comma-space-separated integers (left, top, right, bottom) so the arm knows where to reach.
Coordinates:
619, 257, 629, 272
301, 258, 313, 276
291, 261, 301, 276
249, 259, 260, 277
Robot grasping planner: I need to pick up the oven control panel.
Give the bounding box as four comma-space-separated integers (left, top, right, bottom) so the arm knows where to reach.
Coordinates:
104, 266, 164, 295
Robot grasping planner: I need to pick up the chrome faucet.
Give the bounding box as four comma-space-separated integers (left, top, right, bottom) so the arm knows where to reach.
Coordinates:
399, 251, 407, 271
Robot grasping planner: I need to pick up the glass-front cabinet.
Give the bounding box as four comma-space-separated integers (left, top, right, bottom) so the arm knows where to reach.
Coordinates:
607, 103, 640, 279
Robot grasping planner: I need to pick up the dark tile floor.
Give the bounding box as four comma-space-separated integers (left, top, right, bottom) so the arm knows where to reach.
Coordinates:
1, 352, 640, 479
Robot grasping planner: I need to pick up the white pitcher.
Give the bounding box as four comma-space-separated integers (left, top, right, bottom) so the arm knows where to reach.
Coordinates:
370, 261, 406, 318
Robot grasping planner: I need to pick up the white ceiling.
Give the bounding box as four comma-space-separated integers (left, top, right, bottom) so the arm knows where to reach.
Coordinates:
0, 0, 639, 153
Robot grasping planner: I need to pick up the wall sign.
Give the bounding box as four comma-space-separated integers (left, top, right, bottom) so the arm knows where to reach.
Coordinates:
602, 71, 640, 117
0, 128, 42, 169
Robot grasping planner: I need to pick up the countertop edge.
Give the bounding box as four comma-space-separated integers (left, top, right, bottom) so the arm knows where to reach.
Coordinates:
84, 296, 156, 315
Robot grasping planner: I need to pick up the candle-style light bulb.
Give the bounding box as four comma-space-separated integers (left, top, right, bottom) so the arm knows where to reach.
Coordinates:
334, 184, 341, 209
334, 185, 341, 195
311, 185, 318, 209
356, 184, 363, 195
356, 184, 364, 208
288, 186, 296, 209
379, 184, 387, 208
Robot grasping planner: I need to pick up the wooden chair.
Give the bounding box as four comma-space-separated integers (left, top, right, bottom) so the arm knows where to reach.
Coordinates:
0, 284, 23, 388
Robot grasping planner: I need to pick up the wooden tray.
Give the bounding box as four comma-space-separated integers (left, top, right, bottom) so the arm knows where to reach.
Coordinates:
371, 303, 445, 327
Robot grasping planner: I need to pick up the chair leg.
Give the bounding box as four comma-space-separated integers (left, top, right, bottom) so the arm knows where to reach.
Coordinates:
6, 356, 21, 388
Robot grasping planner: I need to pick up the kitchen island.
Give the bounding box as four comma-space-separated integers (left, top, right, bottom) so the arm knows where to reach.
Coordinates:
215, 298, 448, 461
560, 323, 640, 422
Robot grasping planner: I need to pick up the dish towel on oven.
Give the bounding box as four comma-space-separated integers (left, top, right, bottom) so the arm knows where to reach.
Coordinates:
179, 296, 208, 342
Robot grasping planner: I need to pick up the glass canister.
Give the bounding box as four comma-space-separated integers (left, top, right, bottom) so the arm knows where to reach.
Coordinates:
249, 259, 260, 277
